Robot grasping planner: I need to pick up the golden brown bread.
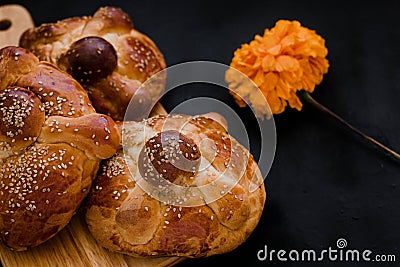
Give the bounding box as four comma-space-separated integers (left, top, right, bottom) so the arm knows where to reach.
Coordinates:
20, 6, 166, 121
0, 46, 121, 251
86, 114, 266, 257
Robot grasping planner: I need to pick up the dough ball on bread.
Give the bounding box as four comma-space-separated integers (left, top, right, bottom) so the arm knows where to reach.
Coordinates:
20, 6, 166, 121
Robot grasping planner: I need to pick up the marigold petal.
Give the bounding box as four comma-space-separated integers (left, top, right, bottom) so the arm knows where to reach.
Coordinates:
231, 91, 247, 107
260, 71, 279, 93
267, 44, 281, 55
262, 54, 275, 71
292, 42, 311, 55
266, 90, 286, 114
280, 70, 302, 85
258, 35, 277, 53
248, 92, 272, 119
271, 20, 291, 39
287, 91, 303, 111
281, 35, 296, 48
254, 69, 265, 86
275, 55, 300, 72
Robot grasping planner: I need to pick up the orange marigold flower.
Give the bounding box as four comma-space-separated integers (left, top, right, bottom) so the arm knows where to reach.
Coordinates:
226, 20, 329, 117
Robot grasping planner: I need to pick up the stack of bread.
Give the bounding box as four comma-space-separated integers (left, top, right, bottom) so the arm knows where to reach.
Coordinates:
0, 6, 266, 258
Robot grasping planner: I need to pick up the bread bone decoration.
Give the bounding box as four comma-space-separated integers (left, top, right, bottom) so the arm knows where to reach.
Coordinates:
0, 46, 121, 251
86, 113, 266, 257
20, 6, 166, 121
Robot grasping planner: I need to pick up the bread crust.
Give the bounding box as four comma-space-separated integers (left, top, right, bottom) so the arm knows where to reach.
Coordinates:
0, 46, 121, 250
86, 114, 266, 257
20, 6, 166, 121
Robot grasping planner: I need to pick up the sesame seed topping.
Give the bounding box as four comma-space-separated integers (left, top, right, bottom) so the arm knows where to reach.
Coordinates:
102, 155, 125, 178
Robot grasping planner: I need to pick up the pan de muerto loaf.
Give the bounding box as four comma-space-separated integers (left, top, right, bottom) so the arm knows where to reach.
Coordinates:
0, 46, 120, 250
86, 113, 266, 257
20, 6, 166, 121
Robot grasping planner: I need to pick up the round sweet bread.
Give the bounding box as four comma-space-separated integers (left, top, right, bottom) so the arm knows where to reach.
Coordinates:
20, 6, 166, 121
86, 114, 266, 257
0, 46, 121, 251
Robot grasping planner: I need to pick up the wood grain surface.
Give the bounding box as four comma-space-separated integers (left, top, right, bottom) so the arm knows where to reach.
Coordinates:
0, 5, 183, 267
0, 4, 33, 47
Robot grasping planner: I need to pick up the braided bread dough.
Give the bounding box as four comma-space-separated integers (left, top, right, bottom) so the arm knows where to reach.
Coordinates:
86, 114, 266, 257
20, 6, 166, 121
0, 46, 120, 250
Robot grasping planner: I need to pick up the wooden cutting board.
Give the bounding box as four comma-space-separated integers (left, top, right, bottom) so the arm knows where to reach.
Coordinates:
0, 5, 184, 267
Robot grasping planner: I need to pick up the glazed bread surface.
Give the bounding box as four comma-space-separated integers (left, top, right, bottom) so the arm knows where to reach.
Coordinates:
0, 46, 120, 251
20, 6, 166, 121
86, 114, 266, 257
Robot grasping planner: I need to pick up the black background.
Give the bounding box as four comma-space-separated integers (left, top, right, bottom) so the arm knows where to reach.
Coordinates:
2, 1, 400, 266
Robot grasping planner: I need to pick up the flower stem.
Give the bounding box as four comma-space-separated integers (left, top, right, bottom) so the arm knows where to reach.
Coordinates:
298, 91, 400, 161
